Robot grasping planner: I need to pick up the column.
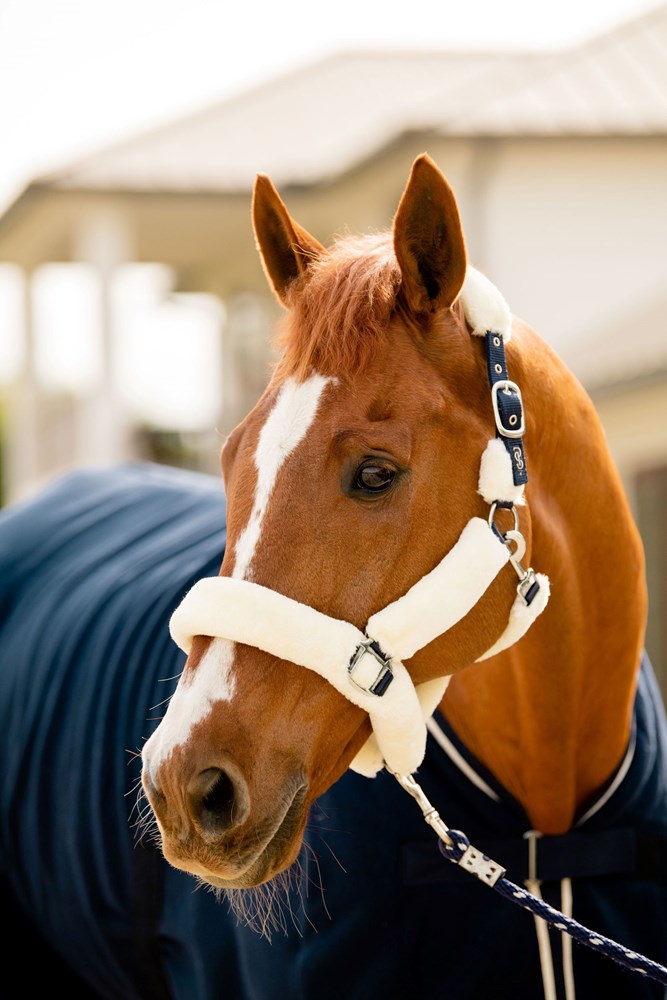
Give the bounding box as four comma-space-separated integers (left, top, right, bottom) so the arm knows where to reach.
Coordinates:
73, 210, 133, 468
2, 268, 41, 503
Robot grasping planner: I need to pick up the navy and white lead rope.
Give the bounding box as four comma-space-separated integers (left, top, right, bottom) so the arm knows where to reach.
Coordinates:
392, 771, 667, 987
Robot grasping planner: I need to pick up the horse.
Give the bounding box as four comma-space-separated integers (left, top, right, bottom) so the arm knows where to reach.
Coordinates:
1, 154, 666, 999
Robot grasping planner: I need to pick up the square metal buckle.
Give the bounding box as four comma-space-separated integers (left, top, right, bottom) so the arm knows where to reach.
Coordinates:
348, 638, 394, 696
517, 568, 540, 606
491, 380, 525, 438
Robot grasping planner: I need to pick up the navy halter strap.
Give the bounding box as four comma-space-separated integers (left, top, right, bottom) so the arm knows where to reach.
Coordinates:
482, 331, 541, 607
485, 331, 528, 487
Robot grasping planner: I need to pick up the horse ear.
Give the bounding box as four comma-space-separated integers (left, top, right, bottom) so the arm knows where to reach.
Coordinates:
252, 174, 325, 304
393, 154, 467, 315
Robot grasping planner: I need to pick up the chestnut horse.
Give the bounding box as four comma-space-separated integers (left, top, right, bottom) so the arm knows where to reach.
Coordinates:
2, 154, 665, 1000
137, 155, 665, 995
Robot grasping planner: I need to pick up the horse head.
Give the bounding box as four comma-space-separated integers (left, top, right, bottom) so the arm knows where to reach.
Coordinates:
141, 154, 551, 890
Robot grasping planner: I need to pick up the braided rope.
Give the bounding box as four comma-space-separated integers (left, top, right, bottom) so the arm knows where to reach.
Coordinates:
439, 829, 667, 986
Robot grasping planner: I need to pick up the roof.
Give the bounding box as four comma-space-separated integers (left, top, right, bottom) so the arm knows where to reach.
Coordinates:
37, 3, 667, 196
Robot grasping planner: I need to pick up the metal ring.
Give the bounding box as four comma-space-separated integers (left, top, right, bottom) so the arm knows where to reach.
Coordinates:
488, 501, 519, 534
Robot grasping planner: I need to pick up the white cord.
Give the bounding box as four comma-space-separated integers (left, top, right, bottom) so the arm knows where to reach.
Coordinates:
526, 878, 558, 1000
561, 877, 576, 1000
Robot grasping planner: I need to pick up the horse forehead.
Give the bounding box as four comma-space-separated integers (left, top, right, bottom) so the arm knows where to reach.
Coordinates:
227, 374, 331, 575
255, 374, 332, 468
227, 374, 332, 494
239, 373, 334, 507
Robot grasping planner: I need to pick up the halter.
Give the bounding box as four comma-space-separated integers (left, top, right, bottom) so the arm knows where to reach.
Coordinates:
169, 267, 550, 777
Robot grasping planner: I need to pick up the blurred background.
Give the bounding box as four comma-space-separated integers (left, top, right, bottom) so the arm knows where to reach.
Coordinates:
0, 0, 665, 692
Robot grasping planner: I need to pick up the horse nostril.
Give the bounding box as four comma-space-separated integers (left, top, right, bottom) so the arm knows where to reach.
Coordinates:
201, 769, 235, 822
189, 765, 249, 836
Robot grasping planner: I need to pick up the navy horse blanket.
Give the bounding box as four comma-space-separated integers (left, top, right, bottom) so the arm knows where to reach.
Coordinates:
1, 464, 666, 999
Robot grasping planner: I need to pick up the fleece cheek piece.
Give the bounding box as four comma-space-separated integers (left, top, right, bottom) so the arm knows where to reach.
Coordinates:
478, 438, 525, 506
168, 517, 513, 775
168, 513, 549, 777
169, 575, 427, 776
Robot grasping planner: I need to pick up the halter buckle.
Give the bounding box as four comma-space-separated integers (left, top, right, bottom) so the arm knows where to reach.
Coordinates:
348, 638, 394, 696
491, 380, 525, 438
517, 568, 540, 606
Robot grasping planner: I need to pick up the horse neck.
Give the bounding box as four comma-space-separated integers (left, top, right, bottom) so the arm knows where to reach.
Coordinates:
441, 324, 648, 835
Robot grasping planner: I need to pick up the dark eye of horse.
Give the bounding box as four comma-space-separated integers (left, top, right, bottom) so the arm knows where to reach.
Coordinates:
353, 464, 396, 494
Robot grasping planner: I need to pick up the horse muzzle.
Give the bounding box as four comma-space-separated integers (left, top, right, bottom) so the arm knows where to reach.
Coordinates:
142, 753, 308, 887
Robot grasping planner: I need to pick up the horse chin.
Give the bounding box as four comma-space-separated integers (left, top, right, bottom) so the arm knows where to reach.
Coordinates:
166, 781, 309, 891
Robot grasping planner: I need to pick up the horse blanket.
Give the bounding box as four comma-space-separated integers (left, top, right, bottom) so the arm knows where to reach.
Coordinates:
1, 463, 666, 999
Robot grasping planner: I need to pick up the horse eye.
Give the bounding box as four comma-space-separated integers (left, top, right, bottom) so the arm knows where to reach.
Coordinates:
353, 464, 396, 494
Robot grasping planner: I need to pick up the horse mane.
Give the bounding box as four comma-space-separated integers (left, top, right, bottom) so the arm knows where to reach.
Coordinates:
271, 231, 402, 383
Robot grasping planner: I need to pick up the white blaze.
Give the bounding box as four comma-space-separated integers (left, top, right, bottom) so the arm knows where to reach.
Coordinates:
143, 638, 237, 767
232, 374, 331, 580
143, 374, 330, 769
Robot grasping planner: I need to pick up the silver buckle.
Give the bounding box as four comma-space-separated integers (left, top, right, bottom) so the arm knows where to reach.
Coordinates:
491, 380, 525, 438
517, 567, 539, 604
348, 639, 394, 696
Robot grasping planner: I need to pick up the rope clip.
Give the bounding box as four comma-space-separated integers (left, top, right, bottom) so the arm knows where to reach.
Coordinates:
488, 502, 541, 606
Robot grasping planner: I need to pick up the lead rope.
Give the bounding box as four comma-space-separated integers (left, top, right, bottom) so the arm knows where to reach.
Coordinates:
390, 771, 667, 988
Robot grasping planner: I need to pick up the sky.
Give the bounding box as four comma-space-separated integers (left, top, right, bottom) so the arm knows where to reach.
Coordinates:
0, 0, 660, 213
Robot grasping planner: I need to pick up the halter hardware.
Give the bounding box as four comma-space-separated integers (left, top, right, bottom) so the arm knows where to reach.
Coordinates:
516, 569, 540, 606
491, 380, 525, 438
485, 332, 527, 486
488, 503, 541, 607
391, 769, 506, 886
348, 638, 394, 696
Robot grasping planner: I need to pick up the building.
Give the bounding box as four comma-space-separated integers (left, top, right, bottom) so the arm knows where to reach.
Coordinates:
0, 4, 665, 684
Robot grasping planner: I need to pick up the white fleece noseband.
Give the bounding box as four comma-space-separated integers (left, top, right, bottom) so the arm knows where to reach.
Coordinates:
169, 266, 550, 777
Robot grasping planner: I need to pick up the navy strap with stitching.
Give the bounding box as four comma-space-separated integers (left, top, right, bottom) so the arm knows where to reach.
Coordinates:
485, 332, 528, 487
